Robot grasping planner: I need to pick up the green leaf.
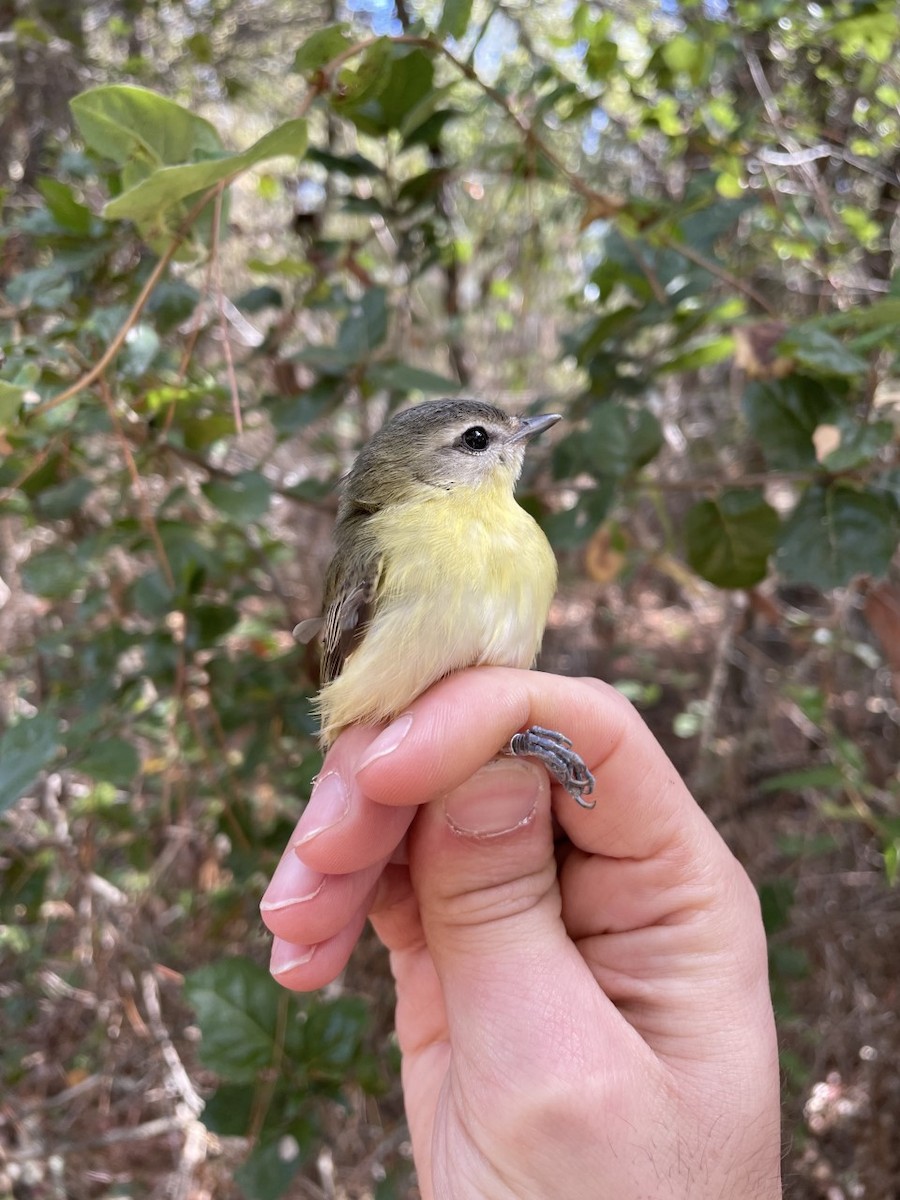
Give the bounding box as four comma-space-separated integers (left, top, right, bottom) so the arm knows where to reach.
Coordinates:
332, 38, 393, 112
776, 483, 899, 589
121, 322, 161, 377
20, 547, 84, 599
819, 416, 894, 472
0, 714, 60, 814
293, 23, 354, 74
758, 764, 844, 794
201, 1085, 254, 1136
345, 47, 436, 135
337, 287, 388, 361
71, 84, 221, 167
77, 738, 140, 785
0, 381, 26, 426
743, 378, 839, 469
103, 119, 308, 225
778, 326, 868, 378
184, 958, 284, 1083
33, 478, 94, 519
685, 490, 779, 588
367, 362, 460, 394
234, 1135, 307, 1200
37, 178, 93, 235
202, 472, 272, 522
438, 0, 474, 39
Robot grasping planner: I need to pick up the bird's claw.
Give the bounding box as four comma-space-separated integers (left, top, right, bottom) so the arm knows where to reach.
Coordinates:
506, 725, 596, 809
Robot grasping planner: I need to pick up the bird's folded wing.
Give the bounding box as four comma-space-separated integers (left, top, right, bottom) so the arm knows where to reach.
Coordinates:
321, 550, 383, 684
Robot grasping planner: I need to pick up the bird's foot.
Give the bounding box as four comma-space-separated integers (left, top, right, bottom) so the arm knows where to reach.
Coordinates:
505, 726, 596, 809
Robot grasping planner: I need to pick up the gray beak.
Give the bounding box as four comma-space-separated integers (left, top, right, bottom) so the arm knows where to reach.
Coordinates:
509, 413, 562, 444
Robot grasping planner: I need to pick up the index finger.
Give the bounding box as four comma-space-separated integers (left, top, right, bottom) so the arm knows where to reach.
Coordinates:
355, 666, 708, 861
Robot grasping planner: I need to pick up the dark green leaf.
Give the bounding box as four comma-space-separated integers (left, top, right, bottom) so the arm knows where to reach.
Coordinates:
293, 23, 354, 74
184, 958, 284, 1082
778, 326, 868, 378
76, 738, 140, 785
759, 879, 795, 935
234, 1134, 307, 1200
367, 362, 460, 394
236, 285, 283, 313
37, 178, 93, 235
743, 378, 839, 469
337, 287, 389, 361
33, 478, 94, 519
202, 472, 272, 521
820, 417, 893, 472
201, 1084, 254, 1136
684, 490, 779, 588
438, 0, 474, 39
776, 483, 899, 589
307, 148, 382, 178
0, 714, 60, 814
20, 547, 84, 599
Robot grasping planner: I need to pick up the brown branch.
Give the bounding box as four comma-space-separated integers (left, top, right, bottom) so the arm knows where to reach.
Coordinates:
659, 236, 779, 317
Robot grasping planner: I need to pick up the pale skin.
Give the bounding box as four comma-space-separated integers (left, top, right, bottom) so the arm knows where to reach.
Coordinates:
261, 669, 783, 1200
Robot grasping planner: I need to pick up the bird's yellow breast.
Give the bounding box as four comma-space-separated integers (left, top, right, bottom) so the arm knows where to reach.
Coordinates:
317, 473, 557, 743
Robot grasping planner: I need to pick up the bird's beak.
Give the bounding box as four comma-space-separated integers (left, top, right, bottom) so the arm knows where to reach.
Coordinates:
509, 413, 562, 444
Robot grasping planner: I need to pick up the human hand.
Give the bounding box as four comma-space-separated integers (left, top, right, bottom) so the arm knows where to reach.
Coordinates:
261, 669, 782, 1200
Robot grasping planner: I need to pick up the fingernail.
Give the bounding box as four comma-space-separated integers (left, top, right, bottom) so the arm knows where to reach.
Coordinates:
270, 939, 316, 976
357, 714, 414, 773
444, 759, 544, 838
292, 772, 349, 846
260, 855, 326, 913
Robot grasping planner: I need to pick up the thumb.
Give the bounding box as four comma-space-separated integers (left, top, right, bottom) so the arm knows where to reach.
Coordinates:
408, 758, 604, 1074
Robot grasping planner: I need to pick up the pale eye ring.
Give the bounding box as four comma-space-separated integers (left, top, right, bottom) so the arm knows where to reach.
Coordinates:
462, 426, 490, 451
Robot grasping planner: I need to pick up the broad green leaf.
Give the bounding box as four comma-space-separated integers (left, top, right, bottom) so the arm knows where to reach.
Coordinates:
778, 326, 868, 378
0, 714, 60, 814
367, 362, 461, 394
33, 478, 93, 519
234, 1134, 308, 1200
332, 38, 393, 113
201, 1085, 254, 1136
438, 0, 474, 39
346, 48, 435, 135
184, 958, 284, 1082
337, 287, 389, 361
293, 23, 354, 74
37, 178, 93, 235
0, 381, 26, 425
121, 323, 161, 377
103, 119, 308, 224
776, 484, 899, 589
743, 378, 839, 469
77, 738, 140, 786
21, 547, 84, 599
202, 472, 272, 522
819, 417, 894, 472
684, 490, 779, 588
71, 84, 221, 167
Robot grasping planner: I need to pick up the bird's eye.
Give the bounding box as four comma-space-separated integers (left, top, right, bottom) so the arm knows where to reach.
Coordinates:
461, 426, 490, 451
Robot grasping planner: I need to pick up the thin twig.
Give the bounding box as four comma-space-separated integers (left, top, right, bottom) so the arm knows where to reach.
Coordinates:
141, 970, 205, 1117
210, 184, 244, 435
659, 235, 779, 316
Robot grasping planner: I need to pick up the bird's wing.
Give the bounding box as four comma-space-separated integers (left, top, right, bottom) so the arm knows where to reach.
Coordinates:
321, 547, 384, 685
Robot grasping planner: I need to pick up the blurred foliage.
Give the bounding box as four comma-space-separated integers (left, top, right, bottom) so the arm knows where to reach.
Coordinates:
1, 0, 899, 1195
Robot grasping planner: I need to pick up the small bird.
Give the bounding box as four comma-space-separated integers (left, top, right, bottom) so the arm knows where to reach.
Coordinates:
295, 399, 595, 807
